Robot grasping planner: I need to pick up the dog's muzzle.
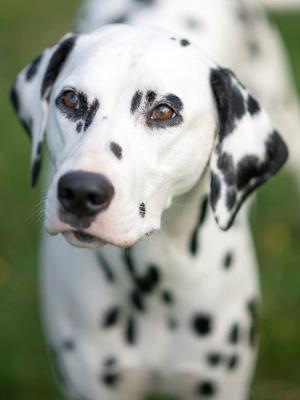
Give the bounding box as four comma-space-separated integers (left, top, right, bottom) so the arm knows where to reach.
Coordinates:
57, 171, 115, 219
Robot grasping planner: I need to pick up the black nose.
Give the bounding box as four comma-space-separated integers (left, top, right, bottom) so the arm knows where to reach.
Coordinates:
58, 171, 115, 218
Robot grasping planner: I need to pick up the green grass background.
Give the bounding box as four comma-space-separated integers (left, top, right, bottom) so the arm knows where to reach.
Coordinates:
0, 2, 300, 399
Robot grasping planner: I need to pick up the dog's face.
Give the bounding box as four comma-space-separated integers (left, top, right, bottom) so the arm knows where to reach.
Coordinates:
11, 25, 288, 249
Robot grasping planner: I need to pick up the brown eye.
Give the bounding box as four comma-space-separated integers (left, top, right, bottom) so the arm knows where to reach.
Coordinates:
150, 104, 176, 121
63, 90, 79, 109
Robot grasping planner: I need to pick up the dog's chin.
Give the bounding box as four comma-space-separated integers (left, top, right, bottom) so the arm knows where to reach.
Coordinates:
62, 231, 107, 250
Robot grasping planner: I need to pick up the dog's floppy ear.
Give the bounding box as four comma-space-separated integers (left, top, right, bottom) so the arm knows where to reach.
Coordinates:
209, 67, 288, 230
10, 33, 77, 186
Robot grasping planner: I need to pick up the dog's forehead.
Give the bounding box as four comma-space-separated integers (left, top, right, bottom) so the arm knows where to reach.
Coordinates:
59, 25, 211, 90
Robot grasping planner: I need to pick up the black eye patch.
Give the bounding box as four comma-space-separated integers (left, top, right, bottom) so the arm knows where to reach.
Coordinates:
55, 90, 99, 133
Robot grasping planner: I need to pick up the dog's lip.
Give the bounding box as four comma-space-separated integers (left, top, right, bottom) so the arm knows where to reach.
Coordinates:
62, 230, 107, 249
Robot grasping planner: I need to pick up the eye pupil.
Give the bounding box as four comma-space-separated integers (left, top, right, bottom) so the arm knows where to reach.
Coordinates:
151, 104, 175, 121
63, 91, 78, 109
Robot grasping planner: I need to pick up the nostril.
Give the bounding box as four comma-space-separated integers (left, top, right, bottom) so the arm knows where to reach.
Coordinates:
87, 192, 107, 207
59, 188, 74, 201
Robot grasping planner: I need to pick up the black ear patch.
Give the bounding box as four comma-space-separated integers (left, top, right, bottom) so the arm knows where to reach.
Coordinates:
41, 34, 77, 101
26, 54, 43, 82
209, 67, 288, 230
210, 68, 246, 142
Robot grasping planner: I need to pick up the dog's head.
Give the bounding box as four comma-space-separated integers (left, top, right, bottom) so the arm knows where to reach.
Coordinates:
11, 25, 288, 249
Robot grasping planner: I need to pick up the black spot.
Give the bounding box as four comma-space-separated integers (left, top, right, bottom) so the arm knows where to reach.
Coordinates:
248, 40, 261, 57
190, 195, 209, 256
161, 289, 174, 305
207, 352, 223, 367
228, 323, 240, 345
223, 252, 234, 270
76, 122, 83, 133
196, 380, 217, 397
102, 306, 121, 328
217, 153, 235, 186
180, 39, 190, 47
62, 339, 75, 351
97, 253, 116, 283
41, 35, 77, 100
247, 95, 260, 116
170, 37, 176, 41
210, 173, 221, 211
227, 354, 239, 370
247, 299, 259, 348
146, 90, 157, 106
130, 290, 146, 312
102, 372, 121, 387
10, 86, 20, 113
110, 142, 123, 160
31, 156, 42, 187
139, 202, 146, 218
192, 313, 213, 337
26, 54, 42, 81
124, 316, 137, 345
104, 357, 117, 368
131, 90, 143, 114
226, 189, 237, 210
136, 264, 161, 294
109, 14, 128, 24
84, 99, 99, 131
210, 68, 246, 141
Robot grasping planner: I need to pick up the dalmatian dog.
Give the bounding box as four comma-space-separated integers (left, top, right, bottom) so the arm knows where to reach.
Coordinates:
10, 0, 300, 399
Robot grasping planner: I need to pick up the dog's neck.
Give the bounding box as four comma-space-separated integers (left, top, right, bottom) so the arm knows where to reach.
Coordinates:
160, 171, 210, 254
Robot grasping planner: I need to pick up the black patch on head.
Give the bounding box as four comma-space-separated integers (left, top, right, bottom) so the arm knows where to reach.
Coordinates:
131, 90, 143, 114
130, 289, 146, 313
228, 323, 240, 345
210, 68, 246, 141
26, 54, 42, 81
180, 39, 190, 47
247, 95, 260, 116
97, 253, 116, 283
146, 91, 157, 106
62, 339, 75, 351
196, 380, 217, 397
41, 35, 77, 100
56, 91, 99, 132
207, 352, 223, 367
226, 189, 237, 210
190, 195, 209, 256
76, 122, 83, 133
84, 99, 99, 131
161, 289, 174, 305
102, 372, 121, 387
102, 306, 121, 328
192, 313, 213, 337
110, 142, 123, 160
139, 202, 146, 218
124, 316, 137, 345
223, 251, 234, 270
210, 173, 221, 211
217, 153, 235, 185
109, 14, 128, 24
227, 354, 239, 370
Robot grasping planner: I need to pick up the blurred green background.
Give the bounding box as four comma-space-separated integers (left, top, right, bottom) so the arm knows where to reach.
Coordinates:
0, 1, 300, 399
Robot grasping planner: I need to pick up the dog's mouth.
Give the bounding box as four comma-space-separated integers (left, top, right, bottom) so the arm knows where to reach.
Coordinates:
62, 230, 106, 249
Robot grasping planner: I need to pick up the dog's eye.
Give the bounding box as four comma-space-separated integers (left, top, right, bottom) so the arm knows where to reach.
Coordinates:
150, 104, 176, 121
63, 91, 79, 109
